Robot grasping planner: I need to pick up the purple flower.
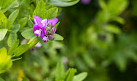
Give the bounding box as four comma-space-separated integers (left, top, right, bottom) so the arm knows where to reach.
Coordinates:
81, 0, 91, 4
33, 16, 58, 43
33, 16, 46, 37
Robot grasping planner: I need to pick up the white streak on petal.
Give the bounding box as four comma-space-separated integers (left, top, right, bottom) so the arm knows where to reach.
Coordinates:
34, 30, 41, 37
41, 19, 47, 27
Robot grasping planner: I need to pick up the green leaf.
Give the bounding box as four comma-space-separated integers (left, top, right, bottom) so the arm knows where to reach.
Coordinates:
12, 24, 20, 33
55, 61, 65, 81
99, 0, 107, 10
54, 22, 60, 29
1, 0, 17, 13
53, 34, 64, 40
112, 17, 125, 24
45, 4, 54, 9
0, 29, 8, 41
18, 17, 28, 30
33, 0, 46, 19
14, 37, 39, 56
21, 28, 36, 39
82, 52, 96, 68
0, 11, 7, 28
33, 0, 58, 19
105, 25, 121, 34
7, 32, 17, 47
6, 9, 19, 29
0, 0, 16, 9
14, 44, 29, 56
8, 40, 19, 55
0, 78, 5, 81
73, 72, 88, 81
108, 0, 128, 16
49, 0, 80, 7
0, 47, 12, 74
44, 7, 58, 19
65, 68, 77, 81
27, 36, 39, 48
114, 53, 127, 71
28, 18, 34, 27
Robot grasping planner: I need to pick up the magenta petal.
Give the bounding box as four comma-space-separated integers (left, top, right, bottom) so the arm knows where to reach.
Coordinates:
33, 16, 42, 26
81, 0, 91, 4
48, 18, 58, 26
51, 27, 56, 35
40, 27, 45, 37
48, 35, 55, 41
33, 24, 39, 35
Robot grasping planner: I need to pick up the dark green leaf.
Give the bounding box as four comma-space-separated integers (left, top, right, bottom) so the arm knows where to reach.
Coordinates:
18, 17, 28, 30
55, 61, 65, 81
6, 9, 19, 29
7, 32, 17, 47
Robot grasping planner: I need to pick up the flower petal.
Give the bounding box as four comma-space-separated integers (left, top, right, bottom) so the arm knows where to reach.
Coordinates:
51, 27, 56, 35
42, 36, 48, 43
48, 35, 55, 41
40, 27, 45, 37
48, 18, 58, 26
41, 19, 47, 27
33, 16, 42, 26
34, 30, 41, 37
33, 24, 39, 34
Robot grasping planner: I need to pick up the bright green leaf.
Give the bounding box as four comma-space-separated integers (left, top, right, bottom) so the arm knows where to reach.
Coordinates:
0, 11, 7, 28
44, 7, 58, 19
105, 25, 121, 34
49, 0, 80, 7
2, 0, 17, 13
108, 0, 128, 16
53, 34, 64, 40
0, 47, 12, 74
73, 72, 88, 81
65, 68, 77, 81
33, 0, 46, 19
0, 29, 8, 41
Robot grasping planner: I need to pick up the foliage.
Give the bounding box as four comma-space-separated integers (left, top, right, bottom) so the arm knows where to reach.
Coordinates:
0, 0, 137, 81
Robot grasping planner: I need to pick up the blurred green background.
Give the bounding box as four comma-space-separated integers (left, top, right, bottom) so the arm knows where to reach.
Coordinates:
1, 0, 137, 81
